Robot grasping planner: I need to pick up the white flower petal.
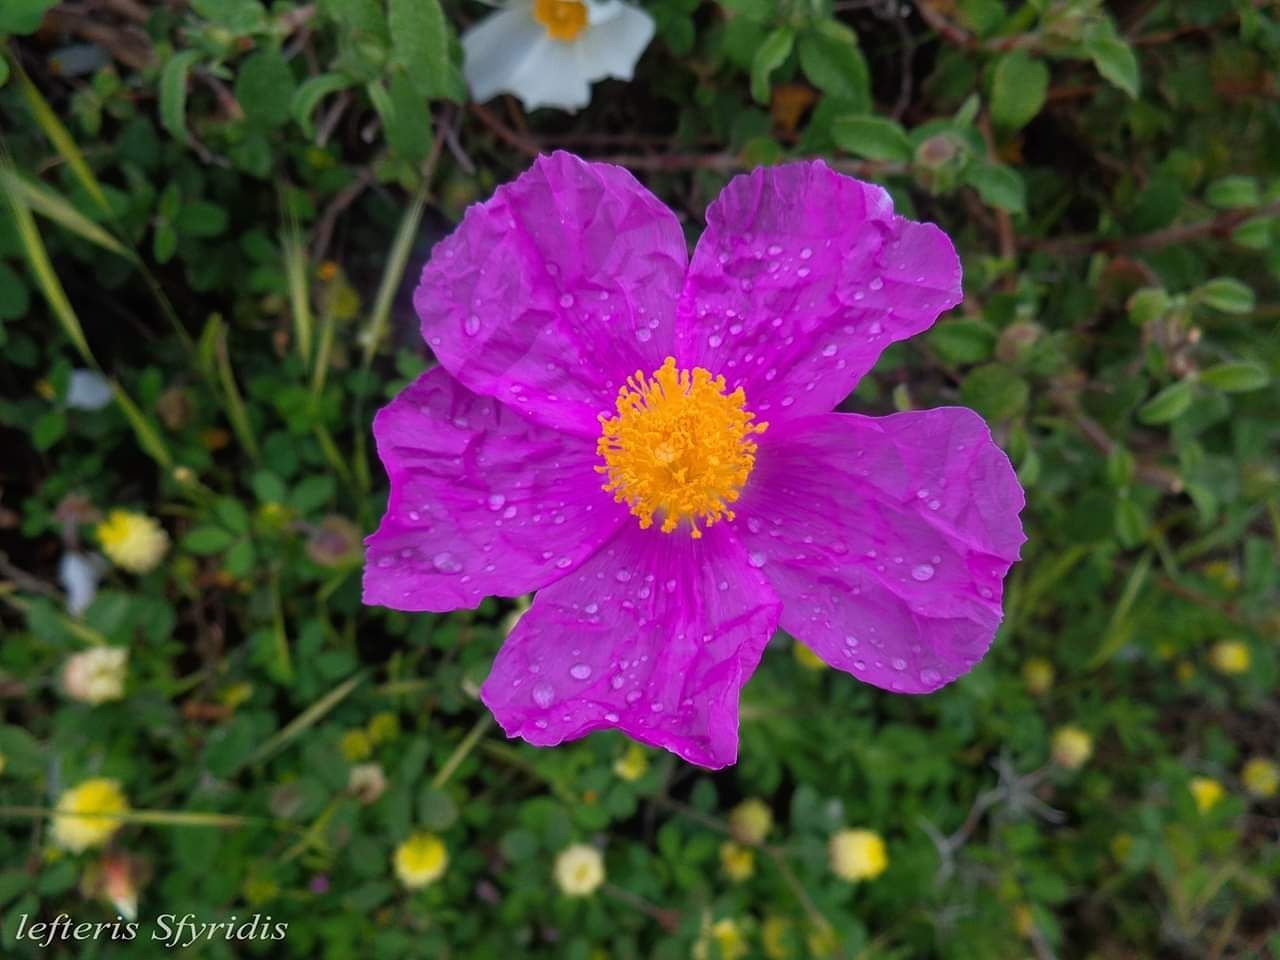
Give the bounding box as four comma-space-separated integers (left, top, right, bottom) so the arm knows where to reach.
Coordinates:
65, 370, 113, 411
585, 0, 625, 25
506, 36, 594, 111
59, 551, 101, 616
574, 3, 654, 83
462, 4, 549, 104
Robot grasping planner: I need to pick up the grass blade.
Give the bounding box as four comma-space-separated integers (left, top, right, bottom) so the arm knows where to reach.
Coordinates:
282, 221, 314, 368
245, 673, 363, 768
359, 186, 426, 367
0, 168, 133, 260
209, 314, 261, 462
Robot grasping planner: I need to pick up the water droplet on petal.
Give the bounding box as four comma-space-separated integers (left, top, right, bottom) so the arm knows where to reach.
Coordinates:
748, 551, 766, 568
615, 569, 631, 582
892, 658, 907, 670
464, 315, 480, 336
920, 668, 941, 686
559, 293, 574, 308
822, 343, 838, 357
532, 682, 554, 708
432, 552, 462, 573
911, 563, 935, 582
487, 494, 506, 511
869, 277, 884, 291
569, 663, 592, 681
604, 712, 619, 722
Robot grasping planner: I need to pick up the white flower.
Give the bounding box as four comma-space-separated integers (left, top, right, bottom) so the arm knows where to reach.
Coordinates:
62, 647, 128, 705
59, 551, 103, 616
553, 843, 604, 896
65, 370, 113, 410
463, 0, 654, 112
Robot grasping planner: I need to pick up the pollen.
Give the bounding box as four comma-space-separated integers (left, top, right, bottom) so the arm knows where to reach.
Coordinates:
597, 356, 766, 539
532, 0, 589, 41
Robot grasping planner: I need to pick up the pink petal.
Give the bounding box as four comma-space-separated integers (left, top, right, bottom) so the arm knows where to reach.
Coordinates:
736, 407, 1025, 692
480, 522, 781, 769
363, 367, 625, 611
676, 160, 961, 420
414, 151, 689, 438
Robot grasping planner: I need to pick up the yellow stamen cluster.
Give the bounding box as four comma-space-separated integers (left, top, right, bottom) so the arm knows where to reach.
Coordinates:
597, 357, 766, 539
532, 0, 588, 41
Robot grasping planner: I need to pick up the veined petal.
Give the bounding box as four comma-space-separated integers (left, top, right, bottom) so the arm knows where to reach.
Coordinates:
573, 3, 655, 83
676, 161, 961, 421
480, 523, 781, 769
461, 5, 551, 105
736, 407, 1024, 693
363, 367, 625, 612
415, 151, 688, 437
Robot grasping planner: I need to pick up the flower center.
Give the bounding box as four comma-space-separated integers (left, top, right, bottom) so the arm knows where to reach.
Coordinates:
532, 0, 589, 41
596, 357, 767, 539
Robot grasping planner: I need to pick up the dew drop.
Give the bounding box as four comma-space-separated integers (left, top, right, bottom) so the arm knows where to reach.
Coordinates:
822, 343, 838, 357
555, 556, 572, 569
708, 333, 723, 348
800, 246, 812, 260
432, 551, 462, 573
635, 328, 652, 342
487, 493, 506, 511
604, 712, 619, 722
911, 563, 935, 582
892, 658, 907, 670
748, 551, 767, 568
869, 277, 884, 291
559, 293, 574, 308
920, 668, 941, 686
464, 314, 480, 336
569, 663, 592, 681
625, 689, 642, 704
532, 682, 554, 708
615, 569, 632, 582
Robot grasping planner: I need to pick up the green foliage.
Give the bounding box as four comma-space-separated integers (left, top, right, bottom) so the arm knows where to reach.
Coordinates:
1, 0, 1279, 958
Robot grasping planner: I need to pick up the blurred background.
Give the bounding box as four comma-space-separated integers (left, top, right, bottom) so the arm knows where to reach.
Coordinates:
0, 0, 1277, 957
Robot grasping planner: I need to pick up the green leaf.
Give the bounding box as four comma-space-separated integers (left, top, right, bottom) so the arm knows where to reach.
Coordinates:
383, 70, 432, 166
796, 22, 870, 109
292, 73, 353, 139
1195, 277, 1255, 314
0, 0, 58, 35
1199, 362, 1269, 392
960, 364, 1029, 420
1137, 380, 1194, 424
234, 48, 297, 129
1084, 23, 1140, 98
1126, 286, 1169, 326
184, 526, 237, 554
160, 50, 203, 143
153, 221, 178, 263
830, 114, 913, 162
990, 51, 1049, 131
1114, 497, 1147, 547
964, 162, 1026, 213
927, 319, 997, 364
387, 0, 458, 100
32, 410, 65, 450
750, 27, 794, 104
1205, 175, 1260, 209
0, 260, 29, 321
175, 201, 228, 237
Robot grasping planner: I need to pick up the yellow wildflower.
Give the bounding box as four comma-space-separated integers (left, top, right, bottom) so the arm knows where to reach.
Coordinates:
693, 918, 748, 960
366, 711, 400, 745
829, 828, 888, 882
728, 798, 772, 845
52, 779, 129, 852
96, 510, 168, 574
1189, 776, 1224, 813
339, 729, 373, 762
719, 841, 754, 882
1208, 641, 1250, 675
1242, 757, 1279, 798
393, 832, 448, 889
1051, 726, 1092, 770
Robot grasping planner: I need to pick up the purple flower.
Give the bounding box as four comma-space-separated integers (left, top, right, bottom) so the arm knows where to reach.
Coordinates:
364, 152, 1025, 769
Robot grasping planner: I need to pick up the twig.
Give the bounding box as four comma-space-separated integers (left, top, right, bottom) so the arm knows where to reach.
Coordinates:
311, 163, 377, 264
1032, 199, 1280, 256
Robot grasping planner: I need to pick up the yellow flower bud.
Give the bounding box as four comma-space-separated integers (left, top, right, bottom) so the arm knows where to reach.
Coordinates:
96, 510, 168, 574
793, 642, 827, 671
612, 743, 649, 782
1208, 641, 1250, 675
693, 918, 748, 960
1051, 726, 1093, 770
339, 729, 373, 762
393, 832, 447, 889
1022, 657, 1054, 695
366, 711, 400, 745
52, 779, 129, 852
719, 841, 754, 883
554, 843, 604, 896
1241, 757, 1279, 798
728, 798, 772, 845
1189, 776, 1224, 813
761, 915, 793, 960
828, 828, 888, 882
